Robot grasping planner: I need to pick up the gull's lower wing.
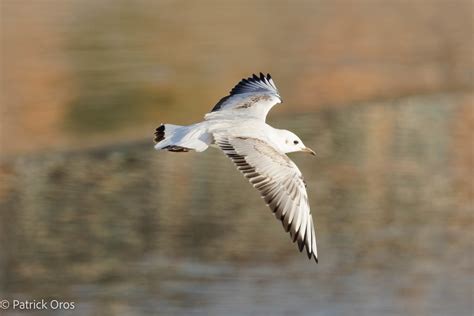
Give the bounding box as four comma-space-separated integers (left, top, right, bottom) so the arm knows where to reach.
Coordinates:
205, 73, 282, 122
215, 135, 318, 262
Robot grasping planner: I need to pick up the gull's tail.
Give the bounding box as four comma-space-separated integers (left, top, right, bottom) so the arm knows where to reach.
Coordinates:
154, 123, 211, 152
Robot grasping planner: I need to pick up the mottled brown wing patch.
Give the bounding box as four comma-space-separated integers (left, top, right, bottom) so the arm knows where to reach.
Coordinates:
216, 136, 318, 262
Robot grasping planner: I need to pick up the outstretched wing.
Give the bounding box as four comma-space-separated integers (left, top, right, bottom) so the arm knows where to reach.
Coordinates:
205, 73, 282, 122
215, 135, 318, 262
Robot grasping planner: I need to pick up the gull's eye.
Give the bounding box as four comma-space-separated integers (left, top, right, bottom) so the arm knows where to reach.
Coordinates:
293, 140, 299, 145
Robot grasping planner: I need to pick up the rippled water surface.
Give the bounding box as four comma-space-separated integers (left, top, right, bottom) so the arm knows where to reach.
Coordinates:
1, 94, 472, 316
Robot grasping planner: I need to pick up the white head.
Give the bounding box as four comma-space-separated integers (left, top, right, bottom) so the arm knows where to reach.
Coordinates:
274, 129, 316, 155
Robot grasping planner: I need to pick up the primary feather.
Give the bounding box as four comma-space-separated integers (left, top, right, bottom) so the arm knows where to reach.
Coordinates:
206, 73, 282, 121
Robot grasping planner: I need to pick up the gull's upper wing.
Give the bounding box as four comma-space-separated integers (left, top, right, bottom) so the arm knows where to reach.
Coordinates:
205, 73, 282, 122
215, 135, 318, 262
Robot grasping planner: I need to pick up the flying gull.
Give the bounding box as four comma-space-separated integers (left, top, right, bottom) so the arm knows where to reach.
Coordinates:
154, 73, 318, 262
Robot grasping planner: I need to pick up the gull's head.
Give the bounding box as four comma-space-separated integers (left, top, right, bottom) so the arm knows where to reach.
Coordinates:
276, 130, 316, 156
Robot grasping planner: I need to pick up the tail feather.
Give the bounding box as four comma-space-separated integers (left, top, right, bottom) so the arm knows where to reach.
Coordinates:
153, 123, 211, 152
154, 125, 165, 143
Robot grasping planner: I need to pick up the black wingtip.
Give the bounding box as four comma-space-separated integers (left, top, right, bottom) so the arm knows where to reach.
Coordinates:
297, 239, 305, 251
226, 72, 278, 97
258, 72, 272, 81
304, 244, 318, 263
246, 72, 272, 84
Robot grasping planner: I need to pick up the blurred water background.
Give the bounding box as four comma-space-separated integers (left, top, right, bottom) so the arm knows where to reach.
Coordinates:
0, 1, 473, 315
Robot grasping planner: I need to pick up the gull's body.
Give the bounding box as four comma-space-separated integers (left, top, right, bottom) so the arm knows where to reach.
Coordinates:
154, 73, 318, 262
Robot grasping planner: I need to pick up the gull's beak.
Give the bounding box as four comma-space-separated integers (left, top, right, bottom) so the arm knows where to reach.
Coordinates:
302, 147, 316, 156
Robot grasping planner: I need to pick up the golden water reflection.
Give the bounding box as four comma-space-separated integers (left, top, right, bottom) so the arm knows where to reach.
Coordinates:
1, 93, 472, 315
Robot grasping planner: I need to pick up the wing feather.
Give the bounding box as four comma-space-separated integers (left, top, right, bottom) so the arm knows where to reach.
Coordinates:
215, 135, 318, 262
206, 73, 282, 122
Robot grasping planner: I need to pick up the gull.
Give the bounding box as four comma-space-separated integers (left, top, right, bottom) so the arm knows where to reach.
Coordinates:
154, 73, 318, 262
